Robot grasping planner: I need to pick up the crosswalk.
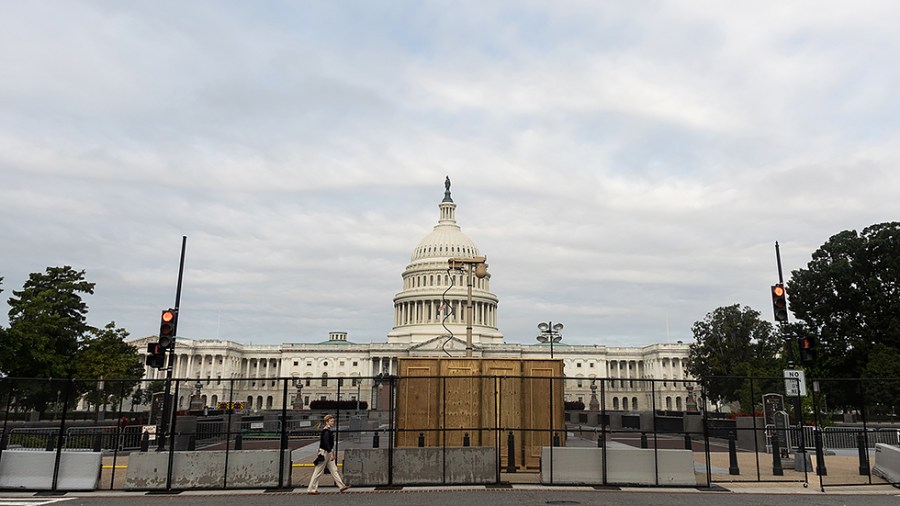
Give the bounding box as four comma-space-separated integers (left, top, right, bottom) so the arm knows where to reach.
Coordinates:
0, 499, 74, 506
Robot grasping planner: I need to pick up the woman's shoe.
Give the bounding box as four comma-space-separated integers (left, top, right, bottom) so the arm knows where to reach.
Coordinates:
340, 485, 350, 492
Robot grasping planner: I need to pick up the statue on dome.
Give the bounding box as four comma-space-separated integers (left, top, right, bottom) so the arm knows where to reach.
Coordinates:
443, 176, 453, 202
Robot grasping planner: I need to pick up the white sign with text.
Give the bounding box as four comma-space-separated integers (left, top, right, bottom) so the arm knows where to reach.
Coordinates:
783, 369, 807, 397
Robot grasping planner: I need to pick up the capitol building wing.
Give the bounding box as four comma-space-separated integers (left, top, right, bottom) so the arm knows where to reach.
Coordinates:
133, 179, 692, 413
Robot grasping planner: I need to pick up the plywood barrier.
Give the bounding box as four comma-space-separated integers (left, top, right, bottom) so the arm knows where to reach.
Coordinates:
396, 358, 565, 469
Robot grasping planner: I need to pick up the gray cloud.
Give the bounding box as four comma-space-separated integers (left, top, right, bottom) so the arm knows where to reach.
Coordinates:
1, 1, 898, 348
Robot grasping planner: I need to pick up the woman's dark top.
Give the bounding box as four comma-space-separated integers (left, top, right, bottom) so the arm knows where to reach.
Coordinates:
319, 426, 334, 452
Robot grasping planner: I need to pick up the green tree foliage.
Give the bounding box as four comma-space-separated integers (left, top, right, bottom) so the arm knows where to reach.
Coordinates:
787, 222, 900, 380
1, 267, 95, 412
0, 275, 5, 374
134, 379, 166, 406
0, 266, 145, 413
75, 322, 145, 409
861, 344, 900, 417
687, 304, 782, 410
2, 267, 94, 375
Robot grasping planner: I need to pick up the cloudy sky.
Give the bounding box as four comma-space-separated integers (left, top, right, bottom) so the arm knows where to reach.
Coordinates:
1, 1, 897, 348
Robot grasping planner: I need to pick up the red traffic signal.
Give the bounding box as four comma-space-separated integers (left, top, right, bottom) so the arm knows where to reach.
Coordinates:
771, 284, 788, 322
158, 308, 178, 348
145, 342, 166, 369
798, 336, 816, 364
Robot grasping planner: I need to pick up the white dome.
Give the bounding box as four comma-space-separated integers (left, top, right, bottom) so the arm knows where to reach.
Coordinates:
411, 225, 481, 262
388, 177, 503, 347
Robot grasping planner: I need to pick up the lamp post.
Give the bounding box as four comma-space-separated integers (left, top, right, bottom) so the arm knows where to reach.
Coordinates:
190, 380, 203, 411
536, 322, 564, 358
447, 256, 489, 357
292, 383, 304, 410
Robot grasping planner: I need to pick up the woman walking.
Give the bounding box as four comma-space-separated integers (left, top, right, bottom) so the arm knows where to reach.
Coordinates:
307, 414, 350, 495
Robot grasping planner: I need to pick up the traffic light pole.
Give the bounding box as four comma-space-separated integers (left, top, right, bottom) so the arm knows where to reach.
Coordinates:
775, 241, 808, 470
157, 236, 187, 451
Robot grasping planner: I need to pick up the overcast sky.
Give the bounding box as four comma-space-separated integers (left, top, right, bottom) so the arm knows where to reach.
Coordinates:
1, 1, 898, 348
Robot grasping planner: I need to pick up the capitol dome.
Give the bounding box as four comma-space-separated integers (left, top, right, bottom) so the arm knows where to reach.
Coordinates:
387, 178, 503, 349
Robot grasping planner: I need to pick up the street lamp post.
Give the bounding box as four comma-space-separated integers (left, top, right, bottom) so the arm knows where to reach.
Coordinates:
536, 322, 564, 358
448, 256, 489, 357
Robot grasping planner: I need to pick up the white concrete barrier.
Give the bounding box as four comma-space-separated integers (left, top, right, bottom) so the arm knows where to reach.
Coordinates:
0, 450, 101, 490
124, 450, 291, 490
541, 447, 696, 486
873, 443, 900, 484
343, 447, 496, 485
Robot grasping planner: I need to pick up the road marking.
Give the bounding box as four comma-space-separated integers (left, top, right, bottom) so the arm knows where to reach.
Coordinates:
0, 499, 75, 506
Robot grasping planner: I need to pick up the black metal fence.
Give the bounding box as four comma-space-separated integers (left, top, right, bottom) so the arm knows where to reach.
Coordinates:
0, 375, 897, 492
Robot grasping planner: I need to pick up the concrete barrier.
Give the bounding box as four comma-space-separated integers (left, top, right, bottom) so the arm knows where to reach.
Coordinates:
539, 447, 602, 485
123, 450, 291, 490
343, 447, 496, 485
873, 443, 900, 484
541, 447, 696, 486
0, 450, 101, 490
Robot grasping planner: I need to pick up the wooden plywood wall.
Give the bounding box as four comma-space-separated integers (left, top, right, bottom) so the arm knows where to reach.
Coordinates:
396, 357, 565, 469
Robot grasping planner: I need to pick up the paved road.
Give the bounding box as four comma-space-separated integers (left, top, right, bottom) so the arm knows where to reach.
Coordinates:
2, 488, 899, 506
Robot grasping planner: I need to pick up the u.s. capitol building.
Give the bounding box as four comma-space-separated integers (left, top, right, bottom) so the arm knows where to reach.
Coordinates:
134, 180, 692, 413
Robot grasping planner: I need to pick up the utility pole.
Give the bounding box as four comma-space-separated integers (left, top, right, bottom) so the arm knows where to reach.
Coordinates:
157, 236, 187, 451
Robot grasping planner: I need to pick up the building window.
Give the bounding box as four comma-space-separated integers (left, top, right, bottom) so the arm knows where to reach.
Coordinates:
321, 373, 328, 387
576, 363, 582, 368
340, 361, 345, 367
305, 378, 311, 387
352, 377, 359, 387
306, 362, 312, 367
338, 378, 344, 387
293, 361, 299, 366
352, 361, 358, 367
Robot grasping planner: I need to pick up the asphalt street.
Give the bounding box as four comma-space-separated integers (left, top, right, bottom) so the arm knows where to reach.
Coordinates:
2, 488, 899, 506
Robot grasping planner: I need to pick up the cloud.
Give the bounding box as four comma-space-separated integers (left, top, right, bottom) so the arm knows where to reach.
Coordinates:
1, 1, 898, 348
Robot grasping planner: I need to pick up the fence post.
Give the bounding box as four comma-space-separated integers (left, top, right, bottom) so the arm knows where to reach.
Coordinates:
45, 432, 55, 452
640, 432, 648, 449
418, 432, 425, 447
506, 432, 516, 473
857, 433, 869, 475
92, 429, 102, 452
373, 431, 380, 448
234, 433, 243, 451
814, 428, 827, 476
684, 432, 692, 450
772, 431, 784, 476
463, 433, 470, 447
598, 428, 603, 448
728, 431, 740, 475
553, 432, 560, 447
140, 431, 150, 452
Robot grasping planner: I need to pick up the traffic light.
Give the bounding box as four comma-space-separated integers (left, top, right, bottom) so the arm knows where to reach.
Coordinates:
158, 308, 178, 349
798, 336, 816, 364
145, 342, 166, 369
771, 284, 788, 322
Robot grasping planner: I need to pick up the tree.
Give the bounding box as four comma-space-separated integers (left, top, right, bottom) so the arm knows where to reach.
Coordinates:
687, 304, 781, 410
861, 344, 900, 418
1, 266, 94, 412
787, 222, 900, 380
0, 275, 5, 375
75, 322, 146, 410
